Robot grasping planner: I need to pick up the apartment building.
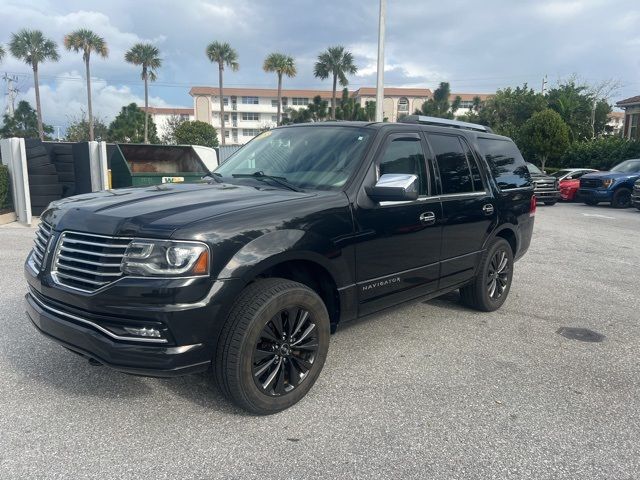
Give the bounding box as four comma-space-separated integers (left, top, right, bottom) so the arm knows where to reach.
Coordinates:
143, 87, 493, 145
141, 107, 194, 141
616, 96, 640, 140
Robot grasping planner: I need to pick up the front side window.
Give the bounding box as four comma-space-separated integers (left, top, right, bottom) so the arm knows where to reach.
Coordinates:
215, 126, 372, 190
377, 136, 429, 195
428, 134, 473, 194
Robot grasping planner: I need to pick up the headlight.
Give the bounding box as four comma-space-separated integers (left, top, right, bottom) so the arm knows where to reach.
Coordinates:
122, 240, 209, 277
602, 178, 615, 188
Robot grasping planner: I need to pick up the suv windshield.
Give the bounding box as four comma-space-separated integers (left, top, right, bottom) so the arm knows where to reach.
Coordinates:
215, 126, 372, 190
610, 160, 640, 173
526, 163, 543, 175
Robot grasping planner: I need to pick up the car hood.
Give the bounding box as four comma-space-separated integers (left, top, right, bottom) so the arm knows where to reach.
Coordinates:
581, 171, 639, 181
41, 182, 317, 238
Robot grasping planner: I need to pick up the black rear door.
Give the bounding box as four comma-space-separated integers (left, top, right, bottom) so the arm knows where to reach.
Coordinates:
425, 132, 496, 289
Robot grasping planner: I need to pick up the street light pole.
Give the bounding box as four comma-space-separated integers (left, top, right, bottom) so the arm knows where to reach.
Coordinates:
375, 0, 386, 122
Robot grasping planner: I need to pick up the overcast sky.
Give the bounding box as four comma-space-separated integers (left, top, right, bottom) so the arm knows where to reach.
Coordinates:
1, 0, 639, 127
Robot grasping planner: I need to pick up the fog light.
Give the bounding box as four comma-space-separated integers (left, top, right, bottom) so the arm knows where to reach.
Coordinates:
123, 326, 162, 338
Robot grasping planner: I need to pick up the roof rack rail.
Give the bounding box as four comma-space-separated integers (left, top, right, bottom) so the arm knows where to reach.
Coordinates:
399, 115, 493, 133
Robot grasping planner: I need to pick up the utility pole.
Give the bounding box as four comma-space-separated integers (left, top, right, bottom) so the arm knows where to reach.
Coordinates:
541, 74, 548, 95
375, 0, 386, 122
3, 73, 19, 116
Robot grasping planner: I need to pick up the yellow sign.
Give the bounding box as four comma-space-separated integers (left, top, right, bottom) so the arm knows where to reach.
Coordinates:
162, 176, 185, 183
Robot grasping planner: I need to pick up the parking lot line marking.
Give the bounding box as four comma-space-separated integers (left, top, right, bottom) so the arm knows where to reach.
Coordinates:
581, 213, 616, 220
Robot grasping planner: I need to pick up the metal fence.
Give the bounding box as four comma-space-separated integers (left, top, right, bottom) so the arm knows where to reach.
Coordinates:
217, 144, 243, 164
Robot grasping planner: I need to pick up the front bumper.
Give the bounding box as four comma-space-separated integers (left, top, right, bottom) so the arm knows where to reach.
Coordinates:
578, 188, 612, 202
534, 190, 561, 202
24, 258, 245, 377
632, 187, 640, 208
26, 291, 211, 376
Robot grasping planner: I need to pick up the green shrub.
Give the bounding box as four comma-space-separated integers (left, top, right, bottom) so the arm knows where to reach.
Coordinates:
558, 137, 640, 170
0, 164, 11, 210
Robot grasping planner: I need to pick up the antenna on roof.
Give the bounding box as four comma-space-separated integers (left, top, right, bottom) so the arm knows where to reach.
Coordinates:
399, 115, 493, 133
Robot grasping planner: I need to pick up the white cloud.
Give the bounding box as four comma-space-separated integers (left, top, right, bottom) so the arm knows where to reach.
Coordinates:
20, 73, 170, 128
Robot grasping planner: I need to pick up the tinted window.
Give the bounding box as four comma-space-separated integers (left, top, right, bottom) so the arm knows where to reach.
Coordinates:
378, 137, 429, 195
428, 134, 473, 194
478, 138, 532, 189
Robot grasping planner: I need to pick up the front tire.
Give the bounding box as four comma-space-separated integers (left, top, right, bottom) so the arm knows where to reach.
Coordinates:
215, 278, 330, 415
460, 238, 514, 312
611, 188, 631, 208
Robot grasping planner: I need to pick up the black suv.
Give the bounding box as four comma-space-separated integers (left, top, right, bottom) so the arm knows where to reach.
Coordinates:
25, 116, 535, 414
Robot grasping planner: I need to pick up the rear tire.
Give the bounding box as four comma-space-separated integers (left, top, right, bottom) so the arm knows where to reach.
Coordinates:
215, 278, 330, 415
611, 188, 631, 209
460, 237, 514, 312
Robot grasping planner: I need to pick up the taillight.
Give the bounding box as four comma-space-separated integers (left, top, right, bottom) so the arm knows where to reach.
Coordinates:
530, 194, 537, 216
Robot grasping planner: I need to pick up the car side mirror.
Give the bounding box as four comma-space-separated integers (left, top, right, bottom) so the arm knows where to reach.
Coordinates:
366, 174, 419, 202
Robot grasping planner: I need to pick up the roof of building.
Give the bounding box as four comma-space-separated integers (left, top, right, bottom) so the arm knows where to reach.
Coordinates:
189, 87, 337, 99
616, 95, 640, 107
608, 111, 625, 119
141, 106, 193, 115
352, 87, 433, 97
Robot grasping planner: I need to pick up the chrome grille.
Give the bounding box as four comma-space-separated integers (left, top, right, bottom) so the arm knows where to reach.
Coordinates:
32, 221, 53, 271
52, 231, 131, 292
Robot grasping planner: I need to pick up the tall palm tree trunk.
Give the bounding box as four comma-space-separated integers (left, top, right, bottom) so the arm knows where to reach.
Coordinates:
33, 63, 44, 140
276, 73, 282, 126
219, 64, 226, 145
331, 74, 338, 120
143, 74, 149, 143
85, 55, 94, 141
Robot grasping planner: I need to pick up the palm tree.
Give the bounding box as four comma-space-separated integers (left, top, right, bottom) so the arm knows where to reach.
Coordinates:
314, 46, 358, 119
263, 53, 296, 126
9, 30, 59, 140
206, 41, 239, 145
64, 29, 108, 141
125, 43, 161, 143
0, 44, 5, 63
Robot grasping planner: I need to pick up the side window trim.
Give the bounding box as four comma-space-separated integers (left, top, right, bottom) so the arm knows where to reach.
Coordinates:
374, 132, 432, 198
459, 137, 487, 193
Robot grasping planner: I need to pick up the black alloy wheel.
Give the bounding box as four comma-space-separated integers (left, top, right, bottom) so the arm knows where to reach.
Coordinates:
252, 307, 318, 396
487, 249, 510, 301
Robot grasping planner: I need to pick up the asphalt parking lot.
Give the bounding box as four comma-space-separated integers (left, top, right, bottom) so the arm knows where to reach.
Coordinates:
1, 202, 639, 479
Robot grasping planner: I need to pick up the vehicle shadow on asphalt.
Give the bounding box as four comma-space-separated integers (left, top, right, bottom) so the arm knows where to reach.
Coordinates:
5, 333, 246, 413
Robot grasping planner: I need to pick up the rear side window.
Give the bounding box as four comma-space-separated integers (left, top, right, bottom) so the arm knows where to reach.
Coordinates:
427, 134, 473, 194
477, 138, 531, 189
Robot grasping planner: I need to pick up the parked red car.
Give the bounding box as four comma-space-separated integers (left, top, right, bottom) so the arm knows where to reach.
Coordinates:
553, 169, 598, 201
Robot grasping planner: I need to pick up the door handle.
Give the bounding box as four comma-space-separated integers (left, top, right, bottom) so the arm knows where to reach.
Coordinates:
482, 204, 494, 215
419, 211, 436, 225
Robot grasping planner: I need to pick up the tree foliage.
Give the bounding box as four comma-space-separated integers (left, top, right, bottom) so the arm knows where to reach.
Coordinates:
107, 103, 159, 143
161, 114, 188, 144
314, 46, 358, 119
559, 137, 640, 170
125, 43, 161, 143
335, 88, 375, 121
64, 29, 109, 141
0, 100, 53, 139
9, 29, 59, 140
415, 82, 460, 119
173, 120, 219, 148
519, 109, 570, 170
206, 41, 239, 145
263, 52, 296, 125
65, 113, 109, 142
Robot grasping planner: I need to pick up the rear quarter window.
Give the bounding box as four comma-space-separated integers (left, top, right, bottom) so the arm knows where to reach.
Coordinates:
477, 138, 531, 190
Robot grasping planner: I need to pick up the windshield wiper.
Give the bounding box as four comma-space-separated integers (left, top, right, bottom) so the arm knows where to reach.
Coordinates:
202, 171, 223, 183
231, 171, 304, 192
